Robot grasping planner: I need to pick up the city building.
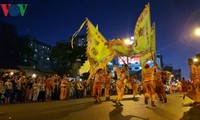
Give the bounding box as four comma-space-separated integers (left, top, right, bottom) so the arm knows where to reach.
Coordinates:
173, 69, 181, 80
156, 54, 164, 69
28, 38, 52, 70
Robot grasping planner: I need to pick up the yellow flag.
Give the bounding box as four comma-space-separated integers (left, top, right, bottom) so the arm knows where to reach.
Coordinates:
86, 18, 114, 64
139, 50, 152, 67
133, 3, 151, 54
139, 23, 156, 67
140, 23, 156, 67
79, 60, 90, 76
85, 18, 116, 83
150, 22, 156, 61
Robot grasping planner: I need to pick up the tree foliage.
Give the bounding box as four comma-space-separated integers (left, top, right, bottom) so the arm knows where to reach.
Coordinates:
50, 41, 87, 76
0, 22, 34, 67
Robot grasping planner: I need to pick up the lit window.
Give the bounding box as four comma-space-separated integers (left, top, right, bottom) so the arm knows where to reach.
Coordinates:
34, 49, 38, 52
47, 58, 50, 60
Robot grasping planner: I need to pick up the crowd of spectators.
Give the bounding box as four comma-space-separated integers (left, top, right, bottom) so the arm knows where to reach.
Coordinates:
0, 73, 117, 105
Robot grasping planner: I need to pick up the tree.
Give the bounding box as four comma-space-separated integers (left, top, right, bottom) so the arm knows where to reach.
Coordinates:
68, 43, 87, 77
50, 40, 87, 76
0, 22, 18, 66
0, 22, 34, 67
50, 42, 72, 75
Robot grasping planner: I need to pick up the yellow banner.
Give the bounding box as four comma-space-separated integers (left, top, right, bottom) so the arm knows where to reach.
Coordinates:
86, 18, 114, 64
133, 3, 151, 54
85, 18, 116, 83
139, 23, 157, 68
139, 50, 152, 67
150, 22, 156, 61
79, 60, 90, 76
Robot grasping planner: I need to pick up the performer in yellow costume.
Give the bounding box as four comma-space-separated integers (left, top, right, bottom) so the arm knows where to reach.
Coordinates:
112, 65, 129, 106
104, 71, 111, 101
130, 75, 138, 99
155, 71, 167, 103
142, 64, 157, 107
93, 69, 105, 103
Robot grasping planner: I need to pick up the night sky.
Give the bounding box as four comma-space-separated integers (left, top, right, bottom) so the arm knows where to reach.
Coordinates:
1, 0, 200, 79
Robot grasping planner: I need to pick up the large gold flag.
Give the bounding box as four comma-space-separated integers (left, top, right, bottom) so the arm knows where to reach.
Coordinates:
85, 18, 116, 83
139, 51, 152, 67
150, 22, 156, 61
139, 23, 156, 67
133, 3, 151, 54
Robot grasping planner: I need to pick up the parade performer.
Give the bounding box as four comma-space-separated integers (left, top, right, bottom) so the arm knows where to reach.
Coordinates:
183, 56, 200, 105
181, 77, 188, 99
93, 68, 105, 103
112, 65, 129, 106
130, 75, 138, 99
142, 64, 157, 107
104, 71, 112, 101
155, 71, 167, 103
193, 65, 200, 92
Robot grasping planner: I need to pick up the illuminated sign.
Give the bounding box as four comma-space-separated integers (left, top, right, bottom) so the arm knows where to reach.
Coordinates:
118, 56, 140, 64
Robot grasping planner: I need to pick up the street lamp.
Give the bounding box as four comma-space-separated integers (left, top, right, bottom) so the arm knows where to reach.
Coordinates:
193, 57, 198, 62
124, 38, 132, 45
123, 37, 134, 45
195, 28, 200, 36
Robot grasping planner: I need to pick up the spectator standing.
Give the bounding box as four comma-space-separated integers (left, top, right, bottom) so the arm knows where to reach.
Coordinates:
45, 76, 52, 101
0, 79, 5, 104
38, 78, 46, 102
32, 79, 40, 102
60, 75, 68, 100
4, 79, 13, 104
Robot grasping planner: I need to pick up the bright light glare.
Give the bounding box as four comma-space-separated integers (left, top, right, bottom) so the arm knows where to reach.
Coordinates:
32, 74, 37, 78
131, 36, 134, 40
10, 72, 14, 76
193, 58, 198, 62
195, 28, 200, 36
124, 38, 133, 45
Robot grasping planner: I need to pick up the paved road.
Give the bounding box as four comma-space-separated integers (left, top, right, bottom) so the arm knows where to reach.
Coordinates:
0, 93, 199, 120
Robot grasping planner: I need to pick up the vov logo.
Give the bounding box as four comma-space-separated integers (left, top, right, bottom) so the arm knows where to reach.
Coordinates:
1, 4, 28, 17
